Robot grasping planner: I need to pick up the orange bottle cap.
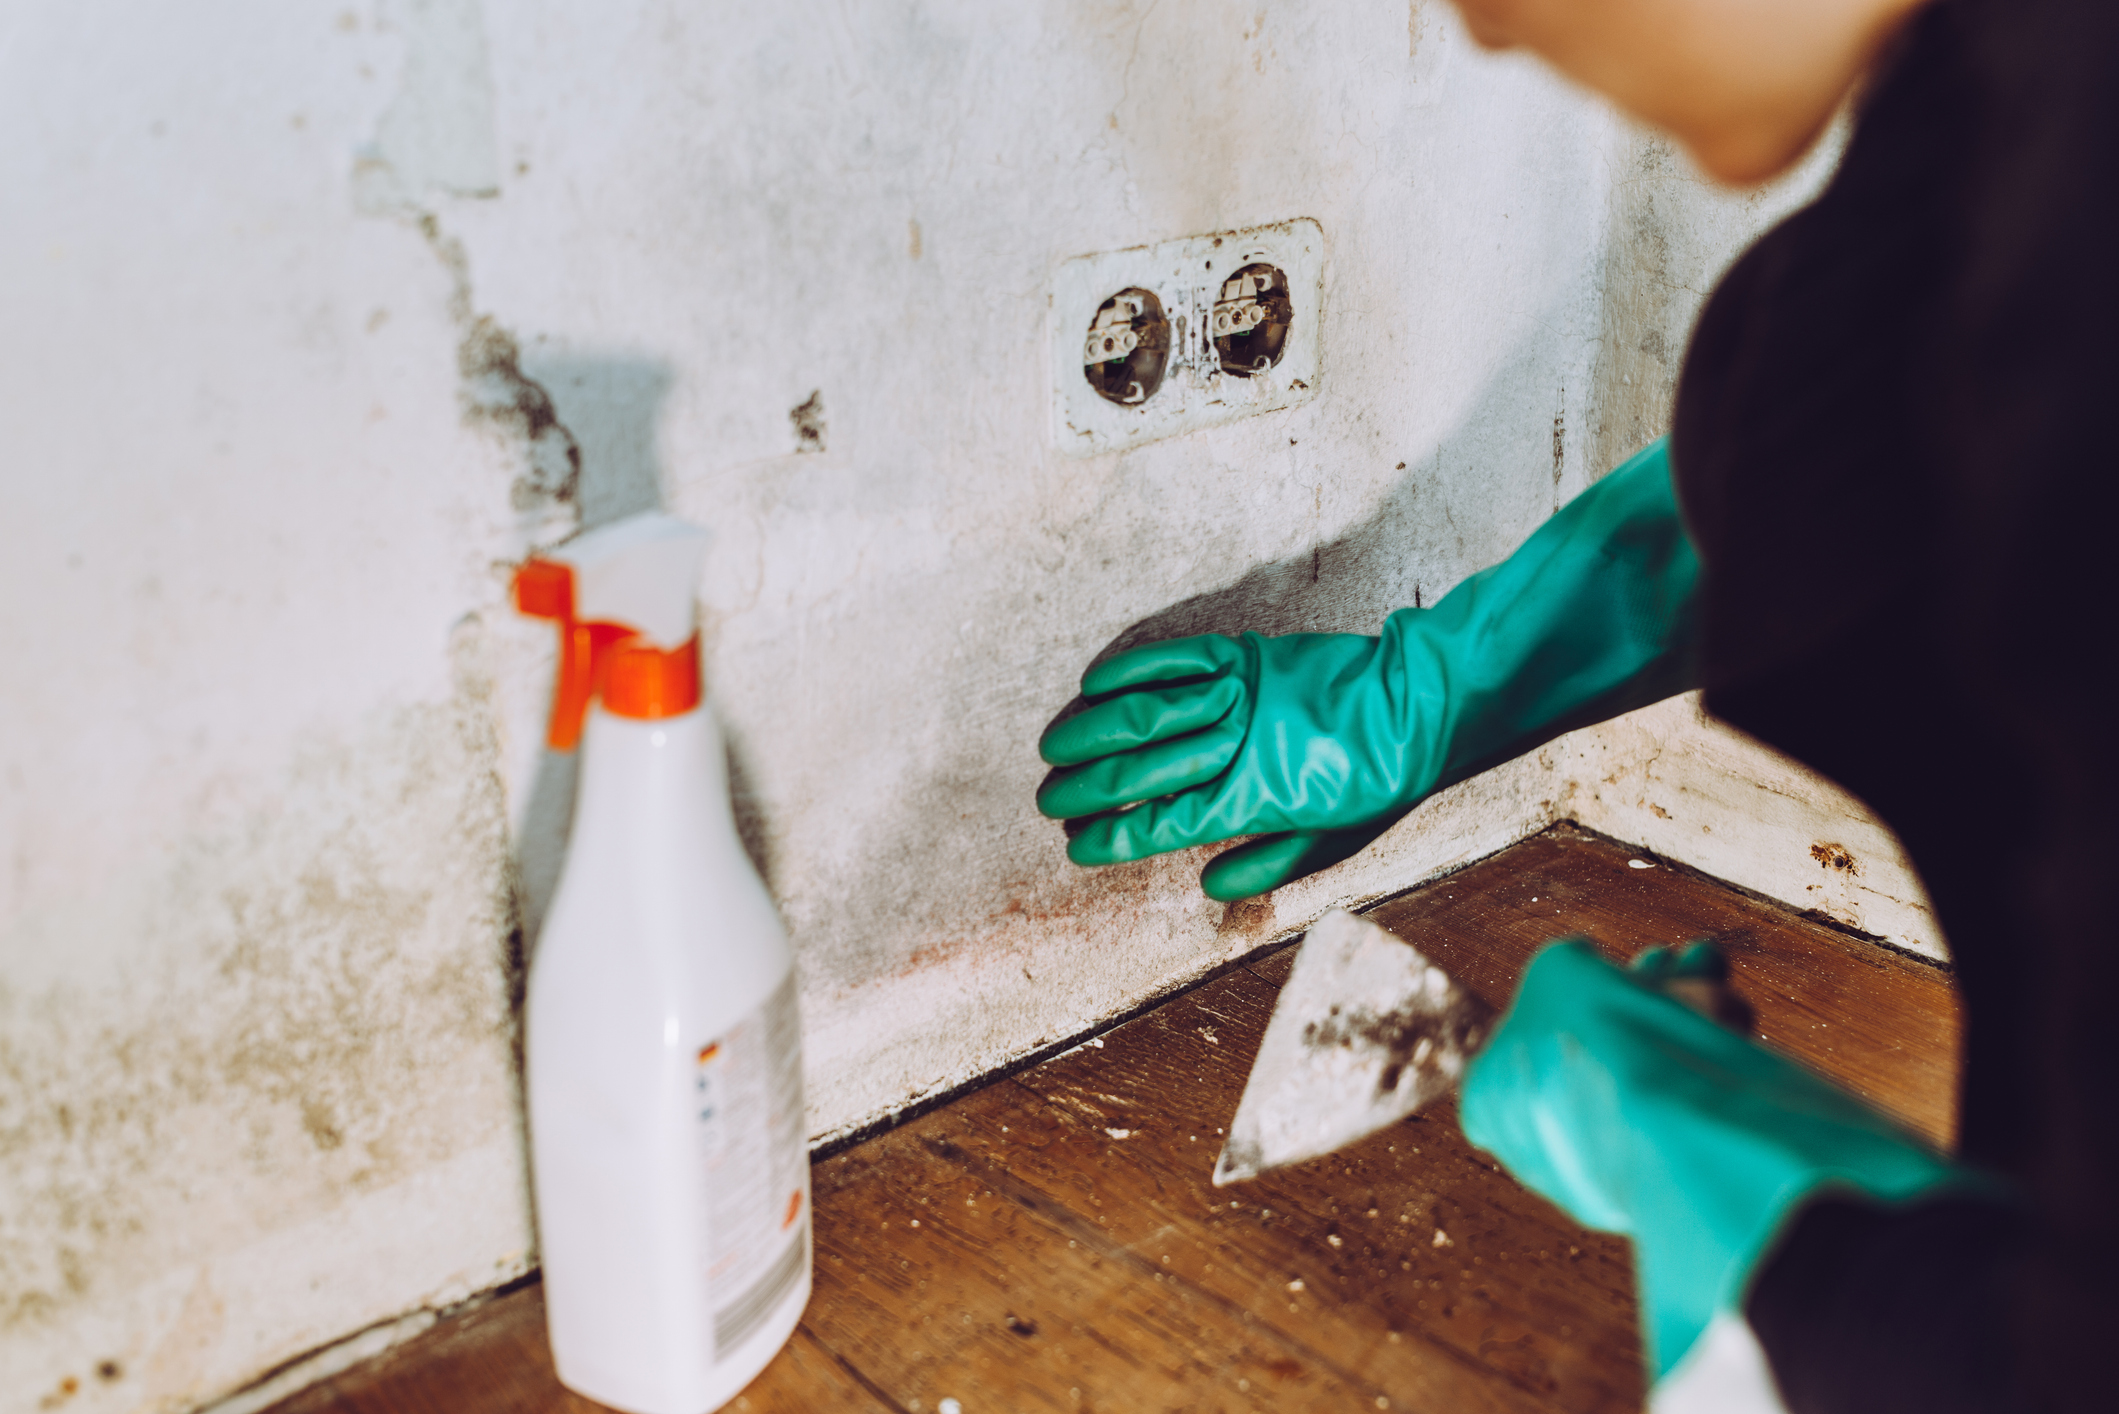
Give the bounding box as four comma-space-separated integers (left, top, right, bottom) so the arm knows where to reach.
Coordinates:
602, 634, 702, 723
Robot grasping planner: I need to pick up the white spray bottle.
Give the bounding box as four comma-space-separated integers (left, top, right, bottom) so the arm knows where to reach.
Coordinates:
514, 513, 810, 1414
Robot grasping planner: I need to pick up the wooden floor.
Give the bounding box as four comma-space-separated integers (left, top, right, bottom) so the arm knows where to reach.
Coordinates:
263, 824, 1959, 1414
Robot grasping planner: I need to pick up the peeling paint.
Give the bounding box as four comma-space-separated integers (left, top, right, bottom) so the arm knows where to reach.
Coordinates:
351, 0, 502, 213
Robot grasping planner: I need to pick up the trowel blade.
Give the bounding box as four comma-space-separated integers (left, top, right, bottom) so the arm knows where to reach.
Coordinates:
1214, 909, 1496, 1186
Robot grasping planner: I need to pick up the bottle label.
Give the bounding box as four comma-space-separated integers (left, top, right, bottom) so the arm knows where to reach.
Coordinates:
692, 974, 809, 1359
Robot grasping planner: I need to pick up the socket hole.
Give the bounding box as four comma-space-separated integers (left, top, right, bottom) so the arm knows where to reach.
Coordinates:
1083, 288, 1170, 406
1212, 263, 1291, 377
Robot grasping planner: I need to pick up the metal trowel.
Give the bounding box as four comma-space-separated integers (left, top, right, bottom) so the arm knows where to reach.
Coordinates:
1214, 909, 1496, 1186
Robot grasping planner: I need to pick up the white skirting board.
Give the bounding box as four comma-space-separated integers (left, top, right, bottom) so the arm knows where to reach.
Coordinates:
1559, 693, 1943, 961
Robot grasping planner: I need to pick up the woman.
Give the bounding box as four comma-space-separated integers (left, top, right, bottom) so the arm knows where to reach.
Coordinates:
1036, 1, 2115, 1407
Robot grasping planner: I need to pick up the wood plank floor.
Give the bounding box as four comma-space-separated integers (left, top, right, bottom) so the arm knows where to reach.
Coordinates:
262, 824, 1959, 1414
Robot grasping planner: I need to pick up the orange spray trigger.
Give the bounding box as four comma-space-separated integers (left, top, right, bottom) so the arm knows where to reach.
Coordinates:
514, 560, 627, 751
514, 557, 702, 750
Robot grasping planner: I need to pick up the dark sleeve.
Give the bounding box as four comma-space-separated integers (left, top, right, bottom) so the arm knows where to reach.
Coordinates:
1674, 2, 2119, 1411
1745, 1192, 2024, 1414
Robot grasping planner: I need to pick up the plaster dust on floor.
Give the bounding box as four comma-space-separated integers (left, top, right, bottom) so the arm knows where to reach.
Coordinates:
2, 3, 1927, 1412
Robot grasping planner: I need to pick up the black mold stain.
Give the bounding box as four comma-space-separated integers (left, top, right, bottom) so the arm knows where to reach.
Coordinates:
725, 738, 779, 896
415, 213, 581, 519
790, 390, 827, 453
0, 670, 522, 1335
931, 344, 1567, 999
459, 318, 581, 511
1551, 387, 1566, 487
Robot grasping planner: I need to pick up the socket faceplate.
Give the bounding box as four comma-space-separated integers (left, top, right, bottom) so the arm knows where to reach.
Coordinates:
1051, 219, 1323, 457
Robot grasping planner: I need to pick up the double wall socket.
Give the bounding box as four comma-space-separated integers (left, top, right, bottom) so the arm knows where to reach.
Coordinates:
1050, 219, 1324, 458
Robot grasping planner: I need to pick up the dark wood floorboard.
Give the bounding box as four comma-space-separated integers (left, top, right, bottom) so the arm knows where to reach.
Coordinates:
262, 823, 1959, 1414
1366, 825, 1959, 1149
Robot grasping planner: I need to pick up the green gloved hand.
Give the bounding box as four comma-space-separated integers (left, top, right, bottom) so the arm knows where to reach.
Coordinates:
1038, 439, 1700, 901
1459, 940, 1978, 1382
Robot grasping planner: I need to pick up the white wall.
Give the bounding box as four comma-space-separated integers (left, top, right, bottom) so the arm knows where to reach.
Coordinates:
1, 3, 1914, 1411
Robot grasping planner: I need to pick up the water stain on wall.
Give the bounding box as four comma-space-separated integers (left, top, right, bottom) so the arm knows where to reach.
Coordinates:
0, 636, 522, 1388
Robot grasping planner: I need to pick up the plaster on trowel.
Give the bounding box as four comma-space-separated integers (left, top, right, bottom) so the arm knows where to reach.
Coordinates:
1214, 908, 1496, 1186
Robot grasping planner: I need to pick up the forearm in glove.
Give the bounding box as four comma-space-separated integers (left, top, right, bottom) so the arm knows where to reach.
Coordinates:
1037, 439, 1702, 900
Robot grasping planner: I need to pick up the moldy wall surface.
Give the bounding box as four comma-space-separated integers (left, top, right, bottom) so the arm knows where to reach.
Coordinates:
1, 3, 1893, 1411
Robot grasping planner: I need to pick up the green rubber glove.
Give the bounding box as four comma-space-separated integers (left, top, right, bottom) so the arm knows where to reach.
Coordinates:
1459, 940, 1976, 1381
1038, 439, 1700, 901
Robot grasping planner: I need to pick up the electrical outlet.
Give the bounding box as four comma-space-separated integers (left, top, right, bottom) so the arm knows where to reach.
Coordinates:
1051, 219, 1323, 457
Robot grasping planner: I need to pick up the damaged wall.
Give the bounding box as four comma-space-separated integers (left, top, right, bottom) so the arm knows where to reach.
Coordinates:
1, 2, 1912, 1412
